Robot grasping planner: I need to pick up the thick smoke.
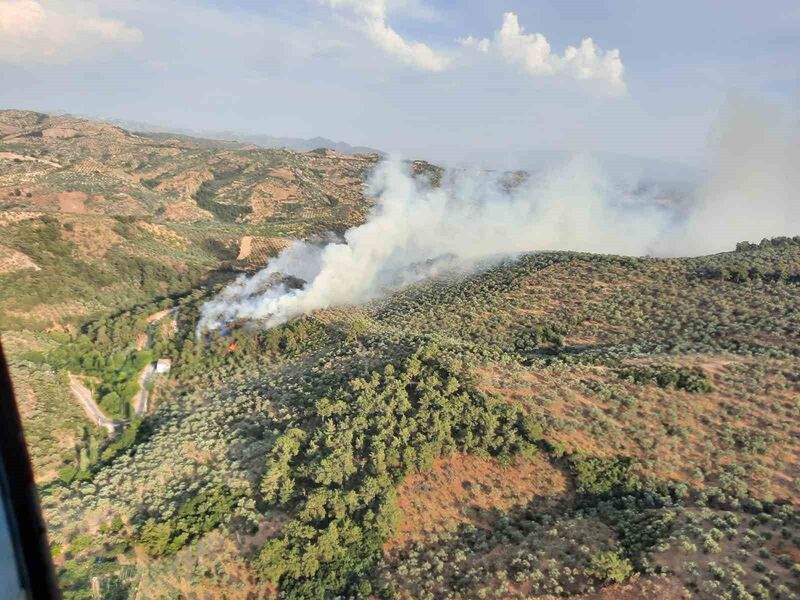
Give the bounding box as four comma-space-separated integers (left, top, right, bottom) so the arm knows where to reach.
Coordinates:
663, 98, 800, 256
198, 101, 799, 332
198, 156, 667, 332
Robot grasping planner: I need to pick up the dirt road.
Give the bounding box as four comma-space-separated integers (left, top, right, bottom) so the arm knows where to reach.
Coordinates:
68, 374, 116, 434
132, 306, 177, 415
134, 363, 155, 415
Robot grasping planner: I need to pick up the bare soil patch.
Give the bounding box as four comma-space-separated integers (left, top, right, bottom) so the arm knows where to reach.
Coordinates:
0, 243, 39, 273
236, 235, 253, 260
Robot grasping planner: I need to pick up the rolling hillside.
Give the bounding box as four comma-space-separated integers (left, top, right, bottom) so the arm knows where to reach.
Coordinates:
1, 111, 799, 600
37, 238, 800, 600
0, 109, 388, 331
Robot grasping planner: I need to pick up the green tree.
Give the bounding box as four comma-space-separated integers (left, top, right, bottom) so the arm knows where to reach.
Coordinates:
587, 551, 633, 584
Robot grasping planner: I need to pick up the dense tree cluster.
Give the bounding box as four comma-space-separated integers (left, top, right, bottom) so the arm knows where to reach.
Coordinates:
138, 486, 243, 556
257, 344, 542, 598
615, 364, 711, 393
569, 455, 640, 496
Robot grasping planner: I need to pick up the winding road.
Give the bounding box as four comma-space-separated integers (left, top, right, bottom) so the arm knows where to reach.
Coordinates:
132, 307, 177, 416
68, 374, 117, 434
68, 307, 177, 429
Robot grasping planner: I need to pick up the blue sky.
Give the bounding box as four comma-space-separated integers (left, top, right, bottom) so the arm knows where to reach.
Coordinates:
1, 0, 798, 166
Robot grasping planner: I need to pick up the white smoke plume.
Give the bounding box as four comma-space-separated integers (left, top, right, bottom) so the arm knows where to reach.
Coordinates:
663, 98, 800, 256
198, 156, 666, 332
198, 100, 799, 332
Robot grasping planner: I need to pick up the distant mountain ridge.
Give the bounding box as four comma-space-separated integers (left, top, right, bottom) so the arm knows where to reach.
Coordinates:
82, 115, 383, 155
62, 113, 698, 185
201, 131, 383, 155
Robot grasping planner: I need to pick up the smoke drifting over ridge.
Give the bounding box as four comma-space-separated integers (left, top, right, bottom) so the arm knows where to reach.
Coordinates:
198, 157, 663, 331
198, 102, 799, 332
670, 100, 800, 256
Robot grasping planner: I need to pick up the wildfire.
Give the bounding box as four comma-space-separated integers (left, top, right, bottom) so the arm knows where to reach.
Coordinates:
227, 340, 238, 353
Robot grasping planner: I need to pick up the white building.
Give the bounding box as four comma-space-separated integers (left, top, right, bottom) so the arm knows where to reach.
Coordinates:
155, 358, 172, 374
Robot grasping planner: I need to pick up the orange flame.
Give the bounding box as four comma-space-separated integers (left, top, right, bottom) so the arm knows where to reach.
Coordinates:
227, 341, 238, 353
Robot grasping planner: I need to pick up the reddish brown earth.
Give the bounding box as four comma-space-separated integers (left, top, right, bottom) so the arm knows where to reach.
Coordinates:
389, 452, 569, 550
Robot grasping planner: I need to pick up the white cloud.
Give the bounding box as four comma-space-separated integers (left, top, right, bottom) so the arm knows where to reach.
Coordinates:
324, 7, 624, 88
465, 13, 626, 92
324, 0, 449, 71
0, 0, 143, 64
460, 35, 489, 53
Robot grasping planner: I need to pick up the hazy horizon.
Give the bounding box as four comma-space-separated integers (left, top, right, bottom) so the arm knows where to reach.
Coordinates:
2, 1, 799, 167
6, 105, 709, 174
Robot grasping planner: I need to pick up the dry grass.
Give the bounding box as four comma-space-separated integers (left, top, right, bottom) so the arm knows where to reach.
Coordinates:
0, 242, 39, 272
474, 354, 800, 504
136, 221, 189, 249
62, 218, 125, 258
389, 452, 569, 551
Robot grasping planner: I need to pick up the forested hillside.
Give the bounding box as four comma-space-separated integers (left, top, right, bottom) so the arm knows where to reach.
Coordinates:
1, 112, 799, 599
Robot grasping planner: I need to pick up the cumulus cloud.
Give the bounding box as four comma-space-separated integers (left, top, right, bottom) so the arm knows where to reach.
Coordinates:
460, 35, 490, 53
464, 12, 625, 91
323, 4, 623, 84
324, 0, 449, 71
0, 0, 143, 64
